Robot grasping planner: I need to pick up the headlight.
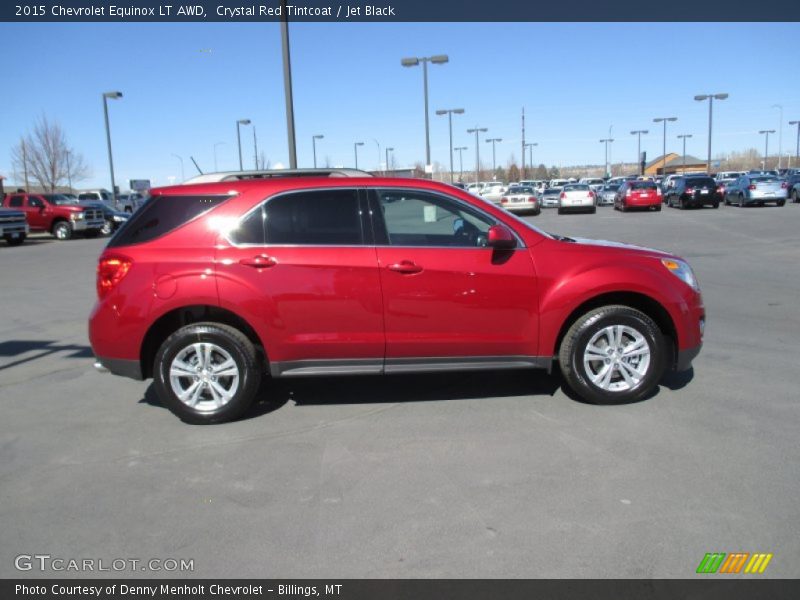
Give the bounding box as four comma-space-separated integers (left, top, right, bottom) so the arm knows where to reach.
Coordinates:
661, 258, 699, 291
71, 212, 85, 221
113, 215, 127, 222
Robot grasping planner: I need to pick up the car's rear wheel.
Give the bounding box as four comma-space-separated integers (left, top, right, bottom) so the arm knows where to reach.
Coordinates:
5, 235, 25, 246
558, 305, 666, 404
712, 201, 719, 209
52, 221, 72, 240
154, 322, 262, 424
655, 204, 662, 212
792, 189, 799, 203
777, 199, 785, 207
557, 207, 564, 215
679, 197, 687, 210
739, 194, 745, 208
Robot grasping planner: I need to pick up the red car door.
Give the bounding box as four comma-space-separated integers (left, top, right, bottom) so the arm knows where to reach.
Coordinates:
215, 188, 385, 375
24, 195, 47, 231
369, 188, 540, 368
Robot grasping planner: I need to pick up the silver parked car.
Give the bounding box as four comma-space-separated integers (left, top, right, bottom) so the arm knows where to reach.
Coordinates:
558, 183, 597, 214
597, 183, 620, 206
541, 187, 563, 208
724, 174, 788, 207
499, 185, 540, 215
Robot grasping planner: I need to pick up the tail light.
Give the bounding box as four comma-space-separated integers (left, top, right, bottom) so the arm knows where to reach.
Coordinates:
781, 181, 788, 189
500, 197, 508, 204
97, 256, 132, 299
626, 188, 632, 197
749, 184, 757, 190
588, 191, 595, 199
560, 192, 566, 200
686, 187, 695, 194
716, 185, 724, 194
528, 196, 536, 203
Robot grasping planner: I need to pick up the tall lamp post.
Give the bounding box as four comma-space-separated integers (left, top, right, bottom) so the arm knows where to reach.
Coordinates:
280, 0, 297, 168
312, 134, 324, 168
789, 120, 800, 168
524, 142, 537, 176
213, 142, 225, 171
599, 138, 614, 177
677, 134, 692, 174
630, 129, 648, 175
401, 54, 449, 171
653, 117, 678, 177
467, 127, 487, 183
253, 126, 259, 169
102, 91, 123, 202
436, 108, 465, 183
759, 130, 775, 170
772, 104, 783, 169
385, 147, 394, 174
236, 119, 251, 171
455, 146, 467, 182
694, 93, 727, 173
353, 141, 364, 169
486, 138, 502, 178
171, 153, 185, 182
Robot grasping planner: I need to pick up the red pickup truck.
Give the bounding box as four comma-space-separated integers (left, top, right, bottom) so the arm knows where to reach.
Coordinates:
2, 193, 105, 240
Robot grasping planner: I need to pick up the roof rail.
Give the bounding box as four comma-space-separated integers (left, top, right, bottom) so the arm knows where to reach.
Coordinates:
183, 168, 373, 184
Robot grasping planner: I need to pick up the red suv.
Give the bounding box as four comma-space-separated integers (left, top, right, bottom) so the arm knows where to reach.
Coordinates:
89, 177, 704, 423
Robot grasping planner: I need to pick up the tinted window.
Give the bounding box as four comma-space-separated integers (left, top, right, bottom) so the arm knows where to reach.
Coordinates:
78, 193, 94, 200
42, 194, 76, 205
510, 187, 534, 194
231, 189, 362, 246
685, 178, 715, 188
8, 196, 23, 207
377, 190, 494, 248
28, 196, 44, 208
108, 195, 229, 248
752, 177, 778, 183
630, 182, 657, 190
564, 184, 589, 191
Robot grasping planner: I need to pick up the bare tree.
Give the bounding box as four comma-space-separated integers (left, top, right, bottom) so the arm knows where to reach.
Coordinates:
10, 115, 89, 192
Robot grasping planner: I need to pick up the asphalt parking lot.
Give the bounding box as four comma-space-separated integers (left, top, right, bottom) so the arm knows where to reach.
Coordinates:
1, 202, 799, 579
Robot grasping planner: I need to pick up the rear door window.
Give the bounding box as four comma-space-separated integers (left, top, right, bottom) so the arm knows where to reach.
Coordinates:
108, 194, 230, 247
7, 195, 23, 207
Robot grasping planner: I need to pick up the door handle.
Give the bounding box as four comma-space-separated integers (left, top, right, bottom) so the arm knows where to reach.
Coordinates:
239, 255, 277, 269
387, 260, 423, 274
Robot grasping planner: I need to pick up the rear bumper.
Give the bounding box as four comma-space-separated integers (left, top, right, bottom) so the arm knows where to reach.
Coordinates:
94, 356, 144, 380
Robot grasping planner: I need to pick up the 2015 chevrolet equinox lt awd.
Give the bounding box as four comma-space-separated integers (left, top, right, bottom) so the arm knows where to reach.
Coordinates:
89, 177, 704, 423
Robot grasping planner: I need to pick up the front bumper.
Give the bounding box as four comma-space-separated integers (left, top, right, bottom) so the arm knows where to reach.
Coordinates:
94, 356, 144, 380
72, 219, 106, 231
0, 222, 29, 236
676, 344, 702, 372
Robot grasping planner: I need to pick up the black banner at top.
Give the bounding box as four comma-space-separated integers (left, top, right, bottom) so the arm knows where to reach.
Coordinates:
3, 0, 800, 22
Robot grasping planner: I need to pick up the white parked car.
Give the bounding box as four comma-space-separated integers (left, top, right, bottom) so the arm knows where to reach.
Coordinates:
579, 177, 606, 193
549, 178, 570, 189
558, 183, 597, 214
480, 181, 508, 204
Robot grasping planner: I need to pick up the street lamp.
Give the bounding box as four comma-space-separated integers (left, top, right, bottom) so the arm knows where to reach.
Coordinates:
236, 119, 251, 171
401, 54, 450, 171
312, 134, 324, 168
213, 141, 225, 171
436, 108, 465, 183
599, 138, 614, 177
677, 134, 692, 174
759, 130, 776, 170
630, 129, 649, 175
385, 147, 394, 174
353, 141, 364, 169
653, 117, 678, 177
772, 104, 783, 169
171, 153, 185, 182
454, 146, 467, 182
253, 126, 260, 169
486, 138, 502, 178
524, 142, 538, 176
789, 120, 800, 168
466, 127, 487, 184
102, 91, 123, 202
694, 93, 727, 173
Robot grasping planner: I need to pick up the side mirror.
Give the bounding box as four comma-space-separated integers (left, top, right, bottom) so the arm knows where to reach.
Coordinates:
487, 224, 516, 249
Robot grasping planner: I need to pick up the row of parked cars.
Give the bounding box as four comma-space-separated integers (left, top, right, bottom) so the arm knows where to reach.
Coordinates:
0, 190, 146, 245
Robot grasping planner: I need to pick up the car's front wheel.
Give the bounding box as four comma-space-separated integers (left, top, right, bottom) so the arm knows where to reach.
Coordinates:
52, 221, 72, 240
101, 220, 113, 236
153, 323, 262, 424
558, 305, 666, 404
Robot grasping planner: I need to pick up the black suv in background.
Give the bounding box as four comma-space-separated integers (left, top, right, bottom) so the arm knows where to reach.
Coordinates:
664, 175, 721, 209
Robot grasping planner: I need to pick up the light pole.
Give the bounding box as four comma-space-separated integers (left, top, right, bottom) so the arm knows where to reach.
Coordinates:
312, 134, 324, 168
353, 141, 364, 169
102, 91, 123, 202
486, 138, 502, 178
253, 126, 259, 169
759, 130, 775, 170
171, 153, 185, 182
213, 142, 225, 171
65, 150, 73, 193
236, 119, 251, 171
401, 54, 450, 171
694, 93, 727, 173
789, 120, 800, 168
385, 147, 394, 174
280, 0, 297, 168
772, 104, 783, 169
467, 127, 487, 183
653, 117, 678, 177
599, 138, 614, 177
677, 134, 692, 174
455, 146, 467, 182
436, 108, 465, 183
524, 143, 537, 176
630, 129, 648, 175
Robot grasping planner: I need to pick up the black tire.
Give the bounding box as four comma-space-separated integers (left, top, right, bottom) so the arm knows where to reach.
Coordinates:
679, 197, 687, 210
558, 305, 667, 405
724, 194, 730, 206
655, 204, 662, 212
557, 207, 564, 215
711, 201, 719, 209
589, 206, 597, 214
5, 235, 26, 246
153, 322, 263, 424
777, 199, 785, 207
792, 190, 799, 203
52, 221, 72, 240
738, 194, 744, 208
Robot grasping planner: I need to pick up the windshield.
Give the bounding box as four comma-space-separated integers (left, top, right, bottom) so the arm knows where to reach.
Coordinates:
603, 184, 620, 191
544, 187, 562, 194
564, 184, 589, 191
42, 194, 77, 205
510, 187, 534, 194
630, 182, 657, 190
752, 177, 779, 183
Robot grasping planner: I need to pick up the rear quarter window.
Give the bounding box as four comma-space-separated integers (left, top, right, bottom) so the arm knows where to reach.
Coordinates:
108, 194, 229, 247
